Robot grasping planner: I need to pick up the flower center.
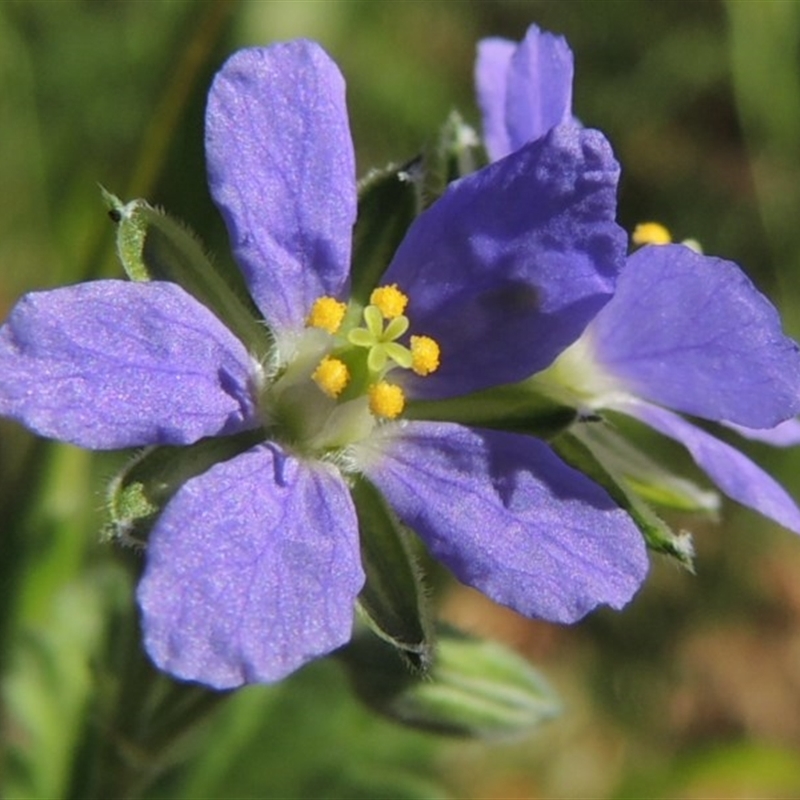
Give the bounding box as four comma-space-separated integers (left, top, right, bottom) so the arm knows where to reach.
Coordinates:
260, 285, 440, 453
530, 329, 632, 414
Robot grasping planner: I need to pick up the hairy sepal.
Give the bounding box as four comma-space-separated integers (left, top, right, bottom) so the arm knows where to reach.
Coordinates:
350, 162, 423, 305
552, 425, 696, 571
351, 476, 434, 672
102, 189, 271, 356
105, 429, 264, 546
406, 382, 576, 440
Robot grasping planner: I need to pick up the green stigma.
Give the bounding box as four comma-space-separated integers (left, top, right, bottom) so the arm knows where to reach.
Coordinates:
347, 304, 413, 373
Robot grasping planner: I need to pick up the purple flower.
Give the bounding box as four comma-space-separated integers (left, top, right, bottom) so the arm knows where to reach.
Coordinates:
536, 244, 800, 533
0, 40, 647, 689
478, 25, 800, 533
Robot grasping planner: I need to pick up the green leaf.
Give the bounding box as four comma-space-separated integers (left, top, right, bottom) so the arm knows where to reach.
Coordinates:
552, 425, 696, 571
351, 476, 434, 671
340, 625, 560, 740
406, 382, 577, 440
101, 189, 272, 357
105, 429, 264, 545
350, 162, 423, 305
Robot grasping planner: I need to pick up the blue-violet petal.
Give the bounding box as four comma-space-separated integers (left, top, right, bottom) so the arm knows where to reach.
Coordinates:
0, 280, 258, 449
591, 244, 800, 427
618, 400, 800, 535
138, 443, 364, 689
206, 41, 356, 332
504, 24, 574, 155
359, 421, 647, 623
383, 123, 626, 399
475, 36, 516, 161
725, 418, 800, 447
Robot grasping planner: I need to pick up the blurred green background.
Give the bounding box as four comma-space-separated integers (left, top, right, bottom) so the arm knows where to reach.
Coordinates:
3, 1, 800, 798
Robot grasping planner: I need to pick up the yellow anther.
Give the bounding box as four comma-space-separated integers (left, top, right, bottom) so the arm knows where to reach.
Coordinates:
410, 335, 440, 376
307, 296, 347, 334
368, 381, 405, 419
632, 222, 672, 247
312, 357, 350, 398
370, 284, 408, 319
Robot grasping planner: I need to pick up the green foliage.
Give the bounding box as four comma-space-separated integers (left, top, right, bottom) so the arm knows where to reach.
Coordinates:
5, 569, 127, 800
617, 742, 800, 799
153, 661, 450, 800
553, 426, 697, 571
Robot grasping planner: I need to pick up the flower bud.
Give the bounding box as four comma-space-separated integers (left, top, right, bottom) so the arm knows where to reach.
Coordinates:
340, 625, 560, 740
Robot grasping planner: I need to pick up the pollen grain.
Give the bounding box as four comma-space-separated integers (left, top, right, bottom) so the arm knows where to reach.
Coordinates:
368, 381, 405, 419
410, 335, 440, 376
307, 296, 347, 334
632, 222, 672, 247
370, 284, 408, 319
312, 356, 350, 398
